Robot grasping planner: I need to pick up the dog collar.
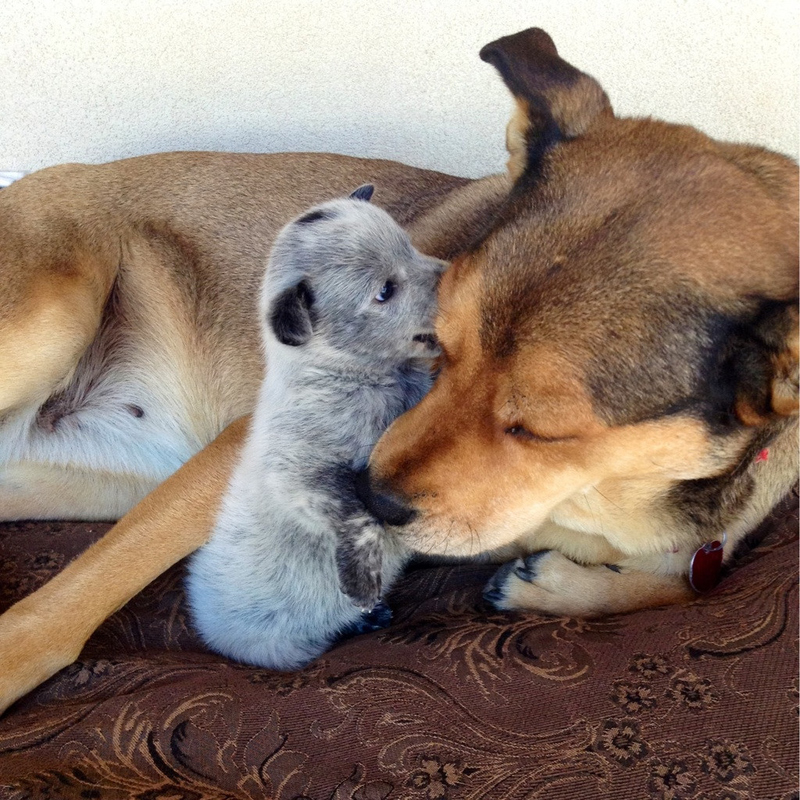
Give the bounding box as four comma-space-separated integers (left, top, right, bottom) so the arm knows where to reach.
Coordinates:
689, 532, 727, 593
686, 448, 769, 593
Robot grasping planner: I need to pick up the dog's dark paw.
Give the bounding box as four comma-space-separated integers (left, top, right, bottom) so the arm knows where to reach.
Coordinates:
338, 602, 393, 639
512, 550, 550, 582
482, 558, 521, 608
483, 551, 553, 611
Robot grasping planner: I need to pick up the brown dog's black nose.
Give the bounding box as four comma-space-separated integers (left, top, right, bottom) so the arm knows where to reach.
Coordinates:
354, 467, 416, 526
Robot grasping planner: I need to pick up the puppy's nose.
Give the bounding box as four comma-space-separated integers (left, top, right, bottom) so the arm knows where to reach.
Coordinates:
354, 467, 416, 527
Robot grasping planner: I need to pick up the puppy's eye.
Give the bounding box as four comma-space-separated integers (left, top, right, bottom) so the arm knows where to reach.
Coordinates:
375, 281, 396, 303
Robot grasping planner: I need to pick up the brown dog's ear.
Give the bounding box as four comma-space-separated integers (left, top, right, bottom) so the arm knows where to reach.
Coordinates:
733, 303, 799, 425
480, 28, 612, 182
716, 148, 799, 425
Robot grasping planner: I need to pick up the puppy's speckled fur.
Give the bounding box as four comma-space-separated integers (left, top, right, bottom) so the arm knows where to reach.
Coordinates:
186, 189, 444, 669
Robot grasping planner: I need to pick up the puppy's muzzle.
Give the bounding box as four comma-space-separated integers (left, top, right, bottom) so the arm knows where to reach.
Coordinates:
412, 332, 440, 354
355, 467, 416, 527
412, 332, 437, 347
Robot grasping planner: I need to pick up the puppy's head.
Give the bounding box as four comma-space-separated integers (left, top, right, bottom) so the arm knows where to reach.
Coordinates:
364, 28, 799, 556
263, 186, 445, 363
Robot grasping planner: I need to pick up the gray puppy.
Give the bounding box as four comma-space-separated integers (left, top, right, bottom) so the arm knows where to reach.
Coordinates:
186, 186, 445, 670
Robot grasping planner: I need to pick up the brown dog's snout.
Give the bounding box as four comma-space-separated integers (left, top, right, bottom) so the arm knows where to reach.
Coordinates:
354, 466, 416, 527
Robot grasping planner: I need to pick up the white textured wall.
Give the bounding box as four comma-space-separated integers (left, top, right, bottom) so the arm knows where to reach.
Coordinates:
1, 0, 797, 178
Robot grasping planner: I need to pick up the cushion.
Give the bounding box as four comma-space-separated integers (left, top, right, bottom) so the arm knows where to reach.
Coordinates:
0, 490, 797, 799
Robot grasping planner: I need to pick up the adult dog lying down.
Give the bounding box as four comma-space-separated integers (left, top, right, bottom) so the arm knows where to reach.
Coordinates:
0, 28, 797, 713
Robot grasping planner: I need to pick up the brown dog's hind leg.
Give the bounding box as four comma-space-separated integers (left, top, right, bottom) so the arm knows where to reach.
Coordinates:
0, 171, 119, 416
0, 415, 249, 715
0, 274, 111, 415
484, 550, 695, 617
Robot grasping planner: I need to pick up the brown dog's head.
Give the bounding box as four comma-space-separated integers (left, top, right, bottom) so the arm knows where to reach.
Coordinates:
363, 28, 799, 557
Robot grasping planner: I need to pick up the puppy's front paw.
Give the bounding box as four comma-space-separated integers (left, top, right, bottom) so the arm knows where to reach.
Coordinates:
336, 528, 384, 611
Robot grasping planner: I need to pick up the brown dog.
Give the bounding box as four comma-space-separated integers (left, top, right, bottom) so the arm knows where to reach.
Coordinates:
360, 29, 799, 616
0, 28, 796, 714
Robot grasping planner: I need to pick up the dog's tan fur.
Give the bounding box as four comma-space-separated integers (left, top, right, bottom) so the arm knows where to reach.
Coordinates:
0, 28, 797, 714
0, 417, 247, 708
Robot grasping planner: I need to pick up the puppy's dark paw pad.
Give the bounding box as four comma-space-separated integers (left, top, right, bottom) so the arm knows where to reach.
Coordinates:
482, 558, 524, 609
339, 602, 393, 639
362, 600, 392, 630
514, 550, 551, 583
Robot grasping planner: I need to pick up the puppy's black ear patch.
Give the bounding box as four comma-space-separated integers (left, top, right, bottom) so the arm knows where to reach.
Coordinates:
349, 184, 374, 202
297, 209, 331, 225
269, 281, 314, 346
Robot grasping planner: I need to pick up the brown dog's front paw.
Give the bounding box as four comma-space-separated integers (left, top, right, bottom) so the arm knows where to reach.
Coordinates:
483, 550, 593, 615
0, 601, 84, 714
509, 550, 551, 583
484, 550, 697, 617
482, 555, 530, 610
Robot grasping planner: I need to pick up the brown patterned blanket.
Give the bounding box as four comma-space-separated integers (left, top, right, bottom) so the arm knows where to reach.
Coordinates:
0, 491, 797, 799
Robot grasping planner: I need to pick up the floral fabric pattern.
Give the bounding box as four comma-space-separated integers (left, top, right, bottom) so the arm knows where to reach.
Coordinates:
0, 490, 797, 799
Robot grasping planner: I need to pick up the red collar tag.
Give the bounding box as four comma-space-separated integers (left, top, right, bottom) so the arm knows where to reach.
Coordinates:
755, 448, 770, 463
689, 533, 726, 593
